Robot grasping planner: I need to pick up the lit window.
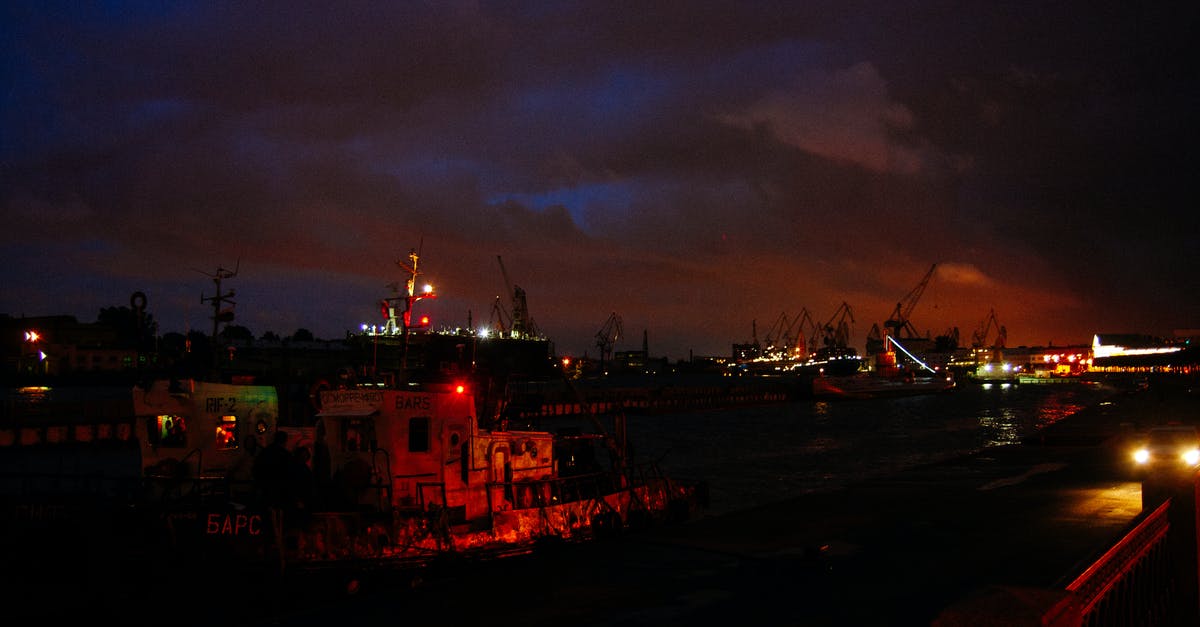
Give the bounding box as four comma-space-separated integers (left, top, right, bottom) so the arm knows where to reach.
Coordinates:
344, 418, 376, 452
155, 414, 188, 447
215, 415, 239, 450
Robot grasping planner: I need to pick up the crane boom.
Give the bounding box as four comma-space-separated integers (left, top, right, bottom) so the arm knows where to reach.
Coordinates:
496, 255, 534, 337
761, 311, 791, 358
971, 308, 1007, 349
883, 263, 936, 340
792, 308, 818, 357
822, 301, 855, 348
595, 312, 623, 365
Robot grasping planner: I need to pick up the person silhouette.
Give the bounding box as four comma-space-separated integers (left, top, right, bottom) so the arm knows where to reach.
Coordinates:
253, 430, 292, 508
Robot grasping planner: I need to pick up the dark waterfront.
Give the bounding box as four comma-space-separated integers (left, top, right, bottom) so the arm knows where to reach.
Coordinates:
261, 377, 1157, 627
568, 379, 1123, 517
3, 375, 1179, 626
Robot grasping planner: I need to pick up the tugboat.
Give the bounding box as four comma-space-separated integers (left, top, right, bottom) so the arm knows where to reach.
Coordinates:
139, 250, 702, 572
0, 249, 705, 622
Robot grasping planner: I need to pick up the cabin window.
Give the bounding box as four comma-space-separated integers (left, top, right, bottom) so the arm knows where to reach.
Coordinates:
344, 418, 376, 452
154, 414, 188, 448
215, 415, 239, 450
408, 417, 430, 453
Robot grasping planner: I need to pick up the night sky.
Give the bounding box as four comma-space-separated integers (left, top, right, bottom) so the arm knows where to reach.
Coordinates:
3, 2, 1197, 360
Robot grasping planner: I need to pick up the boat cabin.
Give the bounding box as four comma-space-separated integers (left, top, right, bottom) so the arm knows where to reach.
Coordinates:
314, 381, 560, 522
133, 379, 280, 491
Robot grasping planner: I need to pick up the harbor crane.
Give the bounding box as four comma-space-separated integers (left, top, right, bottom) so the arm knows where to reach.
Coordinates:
822, 301, 855, 349
793, 307, 818, 357
496, 255, 537, 338
761, 311, 798, 360
884, 263, 936, 340
868, 263, 936, 353
936, 325, 961, 351
488, 295, 512, 336
759, 307, 820, 359
971, 308, 1007, 349
595, 312, 623, 366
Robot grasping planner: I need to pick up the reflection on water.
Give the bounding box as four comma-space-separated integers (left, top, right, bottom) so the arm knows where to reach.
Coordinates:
564, 381, 1121, 516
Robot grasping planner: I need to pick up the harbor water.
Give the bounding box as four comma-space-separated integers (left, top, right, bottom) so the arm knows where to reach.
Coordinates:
547, 380, 1124, 517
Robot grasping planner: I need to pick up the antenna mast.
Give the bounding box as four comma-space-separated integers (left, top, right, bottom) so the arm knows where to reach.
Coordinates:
199, 263, 239, 343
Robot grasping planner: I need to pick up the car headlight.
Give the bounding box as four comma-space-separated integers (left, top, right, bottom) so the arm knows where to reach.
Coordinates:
1134, 448, 1151, 464
1183, 449, 1200, 466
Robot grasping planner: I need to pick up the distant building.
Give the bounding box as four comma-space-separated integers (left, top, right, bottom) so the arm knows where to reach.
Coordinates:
0, 314, 141, 378
1090, 333, 1198, 374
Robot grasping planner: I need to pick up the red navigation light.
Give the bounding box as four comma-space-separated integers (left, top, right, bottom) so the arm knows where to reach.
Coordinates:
416, 315, 431, 327
455, 384, 465, 394
561, 357, 572, 367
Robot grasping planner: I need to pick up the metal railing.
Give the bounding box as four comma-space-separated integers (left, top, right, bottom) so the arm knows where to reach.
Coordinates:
1051, 475, 1200, 626
1064, 500, 1175, 626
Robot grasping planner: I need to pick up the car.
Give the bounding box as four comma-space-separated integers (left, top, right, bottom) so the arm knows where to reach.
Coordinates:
1131, 424, 1200, 476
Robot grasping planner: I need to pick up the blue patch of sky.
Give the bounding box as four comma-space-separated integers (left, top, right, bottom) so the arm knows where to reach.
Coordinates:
476, 67, 669, 227
126, 98, 194, 129
488, 181, 638, 230
512, 65, 671, 135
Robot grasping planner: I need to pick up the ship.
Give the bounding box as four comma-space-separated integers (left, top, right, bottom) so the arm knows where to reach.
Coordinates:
813, 336, 955, 399
0, 249, 705, 612
812, 370, 956, 399
795, 345, 864, 377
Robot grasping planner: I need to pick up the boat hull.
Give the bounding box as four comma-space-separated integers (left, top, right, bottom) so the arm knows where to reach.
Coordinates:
812, 373, 956, 399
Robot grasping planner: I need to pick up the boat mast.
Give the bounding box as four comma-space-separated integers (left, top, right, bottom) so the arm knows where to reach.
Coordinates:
393, 247, 436, 371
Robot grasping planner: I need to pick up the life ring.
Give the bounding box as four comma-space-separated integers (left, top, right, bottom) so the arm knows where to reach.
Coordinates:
309, 379, 331, 411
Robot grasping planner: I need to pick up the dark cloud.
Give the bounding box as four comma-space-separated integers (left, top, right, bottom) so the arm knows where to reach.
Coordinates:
3, 2, 1196, 359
